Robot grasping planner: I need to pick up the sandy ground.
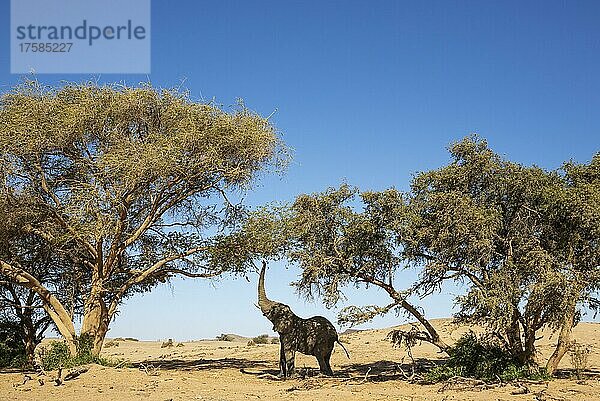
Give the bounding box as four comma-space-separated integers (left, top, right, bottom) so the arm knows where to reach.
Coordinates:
2, 319, 600, 401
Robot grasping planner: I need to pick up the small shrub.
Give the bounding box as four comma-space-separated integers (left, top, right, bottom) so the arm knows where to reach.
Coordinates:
104, 340, 119, 348
216, 334, 234, 341
0, 321, 26, 368
39, 340, 115, 371
39, 341, 71, 370
423, 365, 463, 382
423, 332, 548, 383
271, 338, 279, 344
447, 332, 514, 380
252, 334, 269, 344
0, 341, 26, 368
569, 341, 591, 379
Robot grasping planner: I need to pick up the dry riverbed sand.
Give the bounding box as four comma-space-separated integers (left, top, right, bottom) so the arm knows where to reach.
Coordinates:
2, 319, 600, 401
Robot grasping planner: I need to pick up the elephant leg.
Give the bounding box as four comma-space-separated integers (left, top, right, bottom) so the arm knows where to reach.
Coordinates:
284, 349, 296, 377
316, 345, 334, 376
316, 343, 335, 376
279, 339, 296, 378
278, 341, 286, 377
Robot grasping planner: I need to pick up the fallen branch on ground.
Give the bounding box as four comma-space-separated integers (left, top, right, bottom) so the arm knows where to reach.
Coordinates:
64, 366, 89, 381
437, 376, 501, 392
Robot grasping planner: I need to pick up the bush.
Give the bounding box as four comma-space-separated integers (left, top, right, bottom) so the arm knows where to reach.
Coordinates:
216, 334, 234, 341
252, 334, 269, 344
104, 340, 119, 348
0, 340, 26, 368
0, 321, 26, 368
569, 341, 591, 379
271, 338, 279, 344
39, 341, 71, 370
424, 332, 549, 383
39, 339, 115, 371
114, 337, 138, 342
423, 365, 462, 382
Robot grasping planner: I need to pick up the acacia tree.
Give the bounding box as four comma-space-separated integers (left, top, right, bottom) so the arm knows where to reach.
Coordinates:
543, 155, 600, 372
404, 138, 600, 373
0, 80, 285, 356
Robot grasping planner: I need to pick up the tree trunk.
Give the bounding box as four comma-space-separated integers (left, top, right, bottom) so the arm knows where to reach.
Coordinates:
21, 310, 37, 368
546, 306, 576, 375
23, 329, 37, 368
80, 286, 110, 357
506, 310, 524, 359
399, 299, 450, 353
520, 327, 538, 366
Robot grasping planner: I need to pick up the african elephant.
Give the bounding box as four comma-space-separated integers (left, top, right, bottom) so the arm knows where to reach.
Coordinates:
257, 262, 349, 378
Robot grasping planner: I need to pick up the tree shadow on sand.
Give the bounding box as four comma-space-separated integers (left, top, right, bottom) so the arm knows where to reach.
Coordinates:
332, 358, 441, 382
553, 367, 600, 379
243, 358, 442, 382
132, 356, 600, 383
132, 356, 440, 382
133, 357, 272, 372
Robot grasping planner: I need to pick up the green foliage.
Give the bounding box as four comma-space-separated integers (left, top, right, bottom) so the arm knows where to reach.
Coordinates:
338, 304, 395, 327
422, 365, 463, 383
39, 340, 117, 370
0, 340, 26, 368
40, 341, 70, 370
447, 333, 516, 380
252, 334, 270, 344
423, 333, 550, 383
0, 320, 26, 368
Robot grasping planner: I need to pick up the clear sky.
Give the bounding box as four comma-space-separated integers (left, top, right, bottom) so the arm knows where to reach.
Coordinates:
1, 1, 599, 340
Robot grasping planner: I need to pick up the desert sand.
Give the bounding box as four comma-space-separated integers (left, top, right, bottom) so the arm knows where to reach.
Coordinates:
2, 319, 599, 401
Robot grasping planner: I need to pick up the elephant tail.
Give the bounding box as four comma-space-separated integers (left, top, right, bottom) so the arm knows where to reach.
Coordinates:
336, 340, 350, 358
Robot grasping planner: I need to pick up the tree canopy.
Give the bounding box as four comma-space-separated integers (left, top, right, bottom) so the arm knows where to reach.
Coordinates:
0, 80, 287, 355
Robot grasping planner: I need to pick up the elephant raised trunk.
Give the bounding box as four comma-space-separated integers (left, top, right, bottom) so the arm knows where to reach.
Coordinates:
258, 261, 276, 314
256, 262, 349, 378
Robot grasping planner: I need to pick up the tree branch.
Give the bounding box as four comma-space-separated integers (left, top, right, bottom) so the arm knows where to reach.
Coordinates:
0, 260, 76, 342
107, 246, 209, 317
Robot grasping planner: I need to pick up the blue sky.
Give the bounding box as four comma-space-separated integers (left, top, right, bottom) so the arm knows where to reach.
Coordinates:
1, 1, 599, 340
